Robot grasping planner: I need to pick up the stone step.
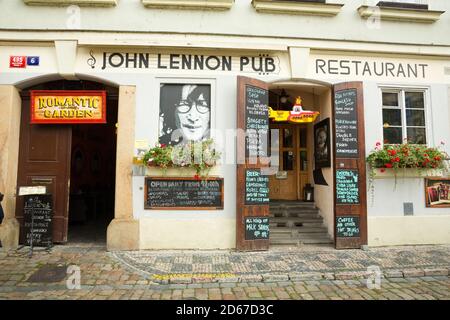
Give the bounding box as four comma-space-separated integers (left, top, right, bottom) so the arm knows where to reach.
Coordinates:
270, 212, 321, 219
270, 229, 330, 237
270, 209, 320, 214
270, 205, 316, 210
270, 216, 323, 223
270, 238, 333, 245
270, 221, 325, 228
270, 233, 331, 240
270, 227, 329, 234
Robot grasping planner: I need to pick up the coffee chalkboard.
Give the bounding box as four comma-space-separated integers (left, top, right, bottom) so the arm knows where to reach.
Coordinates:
23, 194, 53, 247
336, 169, 359, 204
145, 177, 224, 209
334, 89, 358, 158
245, 217, 270, 240
245, 85, 269, 158
245, 169, 269, 205
336, 216, 360, 238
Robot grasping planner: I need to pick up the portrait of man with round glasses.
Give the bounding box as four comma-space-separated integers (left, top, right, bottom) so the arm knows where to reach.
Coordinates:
159, 84, 211, 146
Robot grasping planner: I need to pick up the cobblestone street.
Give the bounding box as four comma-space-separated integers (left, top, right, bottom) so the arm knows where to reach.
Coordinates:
0, 244, 449, 300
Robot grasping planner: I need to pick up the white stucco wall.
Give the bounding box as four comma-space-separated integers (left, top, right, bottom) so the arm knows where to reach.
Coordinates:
363, 81, 450, 246
1, 0, 450, 47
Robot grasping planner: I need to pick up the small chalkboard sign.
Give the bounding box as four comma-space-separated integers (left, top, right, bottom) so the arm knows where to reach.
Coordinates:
145, 177, 224, 209
245, 169, 269, 205
245, 217, 269, 240
334, 89, 358, 158
336, 216, 360, 238
245, 85, 269, 158
23, 194, 53, 247
336, 169, 359, 204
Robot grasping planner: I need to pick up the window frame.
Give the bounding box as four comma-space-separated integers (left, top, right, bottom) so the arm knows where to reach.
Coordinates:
380, 86, 430, 146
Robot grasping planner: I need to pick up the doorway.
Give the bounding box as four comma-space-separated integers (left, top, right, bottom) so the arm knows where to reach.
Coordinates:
15, 80, 118, 244
269, 124, 309, 200
68, 99, 117, 243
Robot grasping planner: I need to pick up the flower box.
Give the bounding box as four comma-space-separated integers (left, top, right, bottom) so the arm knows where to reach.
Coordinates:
145, 165, 220, 177
372, 168, 447, 179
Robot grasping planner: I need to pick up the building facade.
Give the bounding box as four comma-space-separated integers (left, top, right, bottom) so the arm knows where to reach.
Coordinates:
0, 0, 449, 251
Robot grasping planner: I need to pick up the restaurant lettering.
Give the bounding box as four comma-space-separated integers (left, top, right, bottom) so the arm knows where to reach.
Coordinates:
316, 59, 428, 78
92, 52, 279, 74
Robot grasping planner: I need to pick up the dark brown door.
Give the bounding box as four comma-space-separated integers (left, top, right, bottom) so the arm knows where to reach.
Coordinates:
16, 96, 72, 243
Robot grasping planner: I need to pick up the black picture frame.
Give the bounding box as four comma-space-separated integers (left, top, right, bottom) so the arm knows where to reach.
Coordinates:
314, 118, 331, 168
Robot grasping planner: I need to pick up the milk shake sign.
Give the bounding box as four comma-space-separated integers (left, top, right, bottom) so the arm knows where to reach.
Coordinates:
30, 90, 106, 124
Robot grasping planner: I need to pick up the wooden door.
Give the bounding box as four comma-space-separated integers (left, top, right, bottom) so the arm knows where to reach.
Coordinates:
269, 125, 309, 200
15, 96, 72, 243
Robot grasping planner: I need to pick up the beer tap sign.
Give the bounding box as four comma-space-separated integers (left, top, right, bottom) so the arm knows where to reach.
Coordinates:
269, 96, 319, 124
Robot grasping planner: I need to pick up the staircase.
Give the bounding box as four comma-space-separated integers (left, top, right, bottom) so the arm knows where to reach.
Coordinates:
269, 201, 333, 246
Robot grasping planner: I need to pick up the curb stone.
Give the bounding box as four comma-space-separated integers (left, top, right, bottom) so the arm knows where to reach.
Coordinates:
262, 274, 289, 282
423, 268, 448, 277
289, 272, 323, 281
384, 270, 404, 278
402, 269, 425, 278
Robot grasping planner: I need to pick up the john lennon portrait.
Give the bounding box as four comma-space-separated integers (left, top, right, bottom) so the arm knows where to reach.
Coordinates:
314, 118, 331, 168
159, 84, 211, 146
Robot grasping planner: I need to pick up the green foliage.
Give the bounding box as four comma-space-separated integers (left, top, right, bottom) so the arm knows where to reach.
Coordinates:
143, 139, 221, 177
366, 140, 449, 203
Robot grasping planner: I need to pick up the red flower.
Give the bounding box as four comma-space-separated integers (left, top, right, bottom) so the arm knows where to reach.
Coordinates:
434, 156, 441, 161
194, 174, 200, 181
160, 143, 167, 148
376, 142, 381, 147
380, 168, 385, 173
395, 157, 400, 162
424, 154, 428, 157
385, 163, 393, 168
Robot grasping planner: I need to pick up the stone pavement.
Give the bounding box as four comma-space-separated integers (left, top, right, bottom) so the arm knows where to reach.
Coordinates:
0, 244, 448, 300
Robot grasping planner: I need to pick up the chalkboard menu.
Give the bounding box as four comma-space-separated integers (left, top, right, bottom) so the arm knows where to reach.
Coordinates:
336, 169, 359, 204
145, 177, 224, 209
334, 89, 358, 158
245, 217, 269, 240
245, 85, 269, 158
336, 216, 360, 238
245, 169, 269, 205
23, 194, 53, 247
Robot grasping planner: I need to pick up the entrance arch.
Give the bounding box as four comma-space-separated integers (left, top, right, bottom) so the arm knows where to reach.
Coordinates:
15, 79, 119, 243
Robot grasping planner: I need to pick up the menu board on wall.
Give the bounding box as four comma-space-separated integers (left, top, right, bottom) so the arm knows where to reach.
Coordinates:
334, 89, 358, 158
336, 169, 359, 204
336, 216, 360, 238
145, 177, 224, 209
23, 194, 53, 247
245, 85, 269, 158
245, 169, 269, 205
245, 217, 270, 240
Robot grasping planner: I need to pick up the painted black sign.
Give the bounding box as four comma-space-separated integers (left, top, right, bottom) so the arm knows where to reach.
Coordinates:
245, 169, 269, 205
336, 216, 360, 238
145, 178, 223, 209
334, 89, 358, 158
245, 217, 270, 240
336, 169, 359, 204
245, 85, 269, 158
23, 194, 53, 247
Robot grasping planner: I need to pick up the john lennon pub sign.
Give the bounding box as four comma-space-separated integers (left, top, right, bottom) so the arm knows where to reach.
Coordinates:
30, 90, 106, 124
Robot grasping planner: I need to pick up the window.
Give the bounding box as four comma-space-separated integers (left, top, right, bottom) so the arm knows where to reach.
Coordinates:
377, 1, 428, 10
382, 89, 427, 144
